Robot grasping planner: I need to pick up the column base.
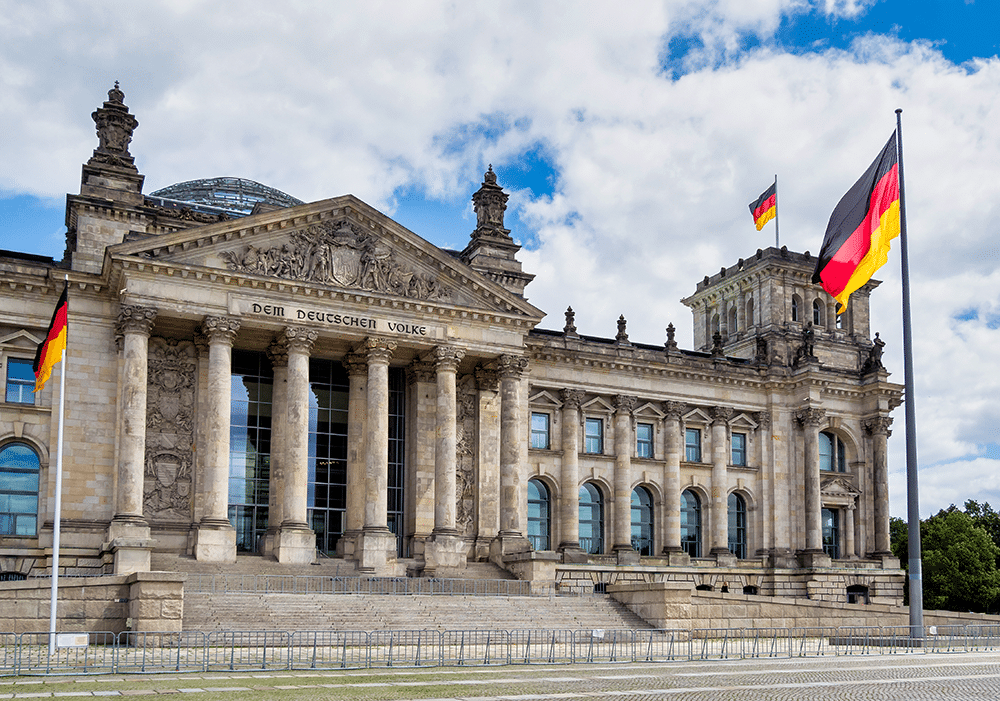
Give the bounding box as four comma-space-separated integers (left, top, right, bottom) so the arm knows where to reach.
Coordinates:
335, 530, 362, 558
489, 532, 530, 569
661, 548, 690, 566
194, 521, 237, 563
713, 550, 738, 567
613, 545, 640, 565
276, 526, 317, 565
558, 542, 589, 564
261, 528, 280, 559
356, 527, 397, 574
797, 549, 832, 568
423, 532, 467, 575
104, 517, 152, 575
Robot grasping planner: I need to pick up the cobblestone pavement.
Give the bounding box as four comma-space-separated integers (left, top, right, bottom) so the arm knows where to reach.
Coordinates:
4, 651, 1000, 699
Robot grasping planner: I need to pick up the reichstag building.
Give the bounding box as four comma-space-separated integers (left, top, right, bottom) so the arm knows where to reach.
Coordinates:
0, 86, 903, 603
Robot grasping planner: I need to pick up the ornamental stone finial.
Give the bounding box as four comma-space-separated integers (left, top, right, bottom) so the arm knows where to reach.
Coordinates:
89, 83, 139, 170
665, 323, 677, 352
615, 315, 630, 345
711, 331, 724, 357
564, 306, 578, 336
471, 165, 511, 240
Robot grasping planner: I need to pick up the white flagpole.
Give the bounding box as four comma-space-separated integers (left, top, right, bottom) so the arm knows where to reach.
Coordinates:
48, 280, 67, 656
773, 174, 779, 249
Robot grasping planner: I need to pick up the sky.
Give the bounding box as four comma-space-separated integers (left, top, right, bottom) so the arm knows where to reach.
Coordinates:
1, 0, 998, 519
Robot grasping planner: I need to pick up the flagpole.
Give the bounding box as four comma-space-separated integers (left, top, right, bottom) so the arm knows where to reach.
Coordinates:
48, 278, 67, 656
773, 174, 779, 249
896, 108, 923, 639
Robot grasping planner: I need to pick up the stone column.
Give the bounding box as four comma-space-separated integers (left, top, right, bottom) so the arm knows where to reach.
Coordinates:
845, 502, 857, 558
661, 401, 685, 561
709, 406, 733, 559
356, 336, 397, 573
612, 394, 639, 564
864, 416, 893, 556
261, 336, 288, 559
558, 389, 586, 561
194, 315, 240, 563
473, 366, 500, 561
276, 326, 318, 564
107, 305, 157, 574
490, 354, 530, 563
796, 407, 826, 558
404, 359, 435, 558
338, 352, 369, 557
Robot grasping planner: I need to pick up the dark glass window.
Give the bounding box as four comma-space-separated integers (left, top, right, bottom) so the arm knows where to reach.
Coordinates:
636, 422, 653, 458
584, 418, 603, 454
579, 483, 604, 554
728, 492, 747, 559
527, 479, 550, 551
731, 432, 747, 466
813, 299, 823, 325
685, 428, 701, 462
631, 486, 654, 556
228, 351, 273, 553
531, 412, 550, 450
822, 507, 840, 558
681, 489, 701, 558
5, 358, 35, 404
819, 431, 846, 472
308, 359, 349, 556
0, 442, 40, 536
791, 295, 800, 322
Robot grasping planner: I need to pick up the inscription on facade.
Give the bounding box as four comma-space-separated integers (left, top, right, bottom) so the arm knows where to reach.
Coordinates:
231, 298, 442, 338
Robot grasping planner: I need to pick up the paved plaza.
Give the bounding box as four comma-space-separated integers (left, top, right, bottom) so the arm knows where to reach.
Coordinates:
4, 651, 1000, 699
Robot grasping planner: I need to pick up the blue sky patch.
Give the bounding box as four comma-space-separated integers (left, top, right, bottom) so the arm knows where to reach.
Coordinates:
0, 194, 64, 259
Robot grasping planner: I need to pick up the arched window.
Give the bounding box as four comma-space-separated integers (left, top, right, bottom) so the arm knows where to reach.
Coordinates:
0, 442, 41, 536
681, 489, 702, 558
579, 483, 604, 555
791, 295, 801, 322
819, 431, 847, 472
728, 492, 747, 559
822, 507, 840, 558
745, 298, 754, 327
527, 479, 551, 551
813, 299, 823, 326
631, 486, 654, 556
711, 313, 721, 337
728, 305, 738, 334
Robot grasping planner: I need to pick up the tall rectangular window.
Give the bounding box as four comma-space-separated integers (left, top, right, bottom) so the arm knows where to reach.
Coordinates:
636, 422, 653, 458
731, 432, 747, 466
584, 417, 603, 454
5, 358, 35, 405
685, 428, 701, 462
822, 507, 840, 559
229, 350, 273, 553
531, 412, 550, 450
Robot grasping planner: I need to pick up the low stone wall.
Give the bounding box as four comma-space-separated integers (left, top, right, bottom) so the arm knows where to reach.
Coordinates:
0, 572, 185, 634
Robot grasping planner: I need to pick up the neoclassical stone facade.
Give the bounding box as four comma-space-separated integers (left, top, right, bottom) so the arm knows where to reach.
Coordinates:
0, 87, 904, 604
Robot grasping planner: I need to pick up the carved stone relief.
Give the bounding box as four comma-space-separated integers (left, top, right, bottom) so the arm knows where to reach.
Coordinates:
220, 218, 452, 301
455, 373, 478, 535
143, 337, 196, 521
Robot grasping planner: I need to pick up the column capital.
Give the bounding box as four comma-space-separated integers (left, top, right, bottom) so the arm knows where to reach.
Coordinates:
345, 351, 370, 378
192, 330, 209, 357
116, 304, 157, 337
795, 407, 826, 427
496, 353, 528, 379
266, 336, 289, 368
863, 415, 893, 436
282, 325, 318, 355
357, 336, 396, 365
710, 405, 733, 424
613, 394, 637, 414
661, 400, 686, 421
474, 365, 499, 392
755, 410, 772, 429
431, 345, 465, 372
201, 315, 241, 345
560, 388, 585, 411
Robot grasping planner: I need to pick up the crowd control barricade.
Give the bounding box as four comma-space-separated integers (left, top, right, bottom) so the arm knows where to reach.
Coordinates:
15, 631, 117, 676
509, 629, 575, 665
573, 629, 633, 663
116, 631, 207, 674
204, 630, 291, 671
368, 630, 440, 667
288, 630, 369, 670
440, 629, 508, 666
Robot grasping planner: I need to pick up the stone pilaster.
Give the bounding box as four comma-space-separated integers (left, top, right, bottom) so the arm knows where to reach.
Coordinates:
106, 304, 156, 574
472, 365, 500, 560
845, 502, 857, 559
425, 345, 467, 574
864, 415, 893, 556
796, 407, 826, 557
490, 354, 530, 563
261, 336, 288, 559
709, 406, 733, 559
356, 336, 397, 573
558, 389, 586, 562
193, 315, 240, 563
661, 401, 685, 562
612, 394, 639, 564
338, 352, 369, 557
276, 326, 318, 564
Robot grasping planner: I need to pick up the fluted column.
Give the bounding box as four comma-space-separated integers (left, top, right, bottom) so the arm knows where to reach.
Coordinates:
710, 406, 733, 556
195, 315, 240, 562
662, 401, 685, 556
865, 415, 893, 556
612, 394, 637, 560
558, 389, 585, 555
338, 352, 368, 557
262, 336, 288, 558
497, 354, 528, 537
796, 407, 826, 554
432, 346, 465, 534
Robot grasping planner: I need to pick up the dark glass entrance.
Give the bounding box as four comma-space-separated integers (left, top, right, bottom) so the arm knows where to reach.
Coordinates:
229, 351, 273, 552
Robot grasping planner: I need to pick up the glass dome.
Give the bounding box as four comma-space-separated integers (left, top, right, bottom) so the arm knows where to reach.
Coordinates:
148, 177, 303, 217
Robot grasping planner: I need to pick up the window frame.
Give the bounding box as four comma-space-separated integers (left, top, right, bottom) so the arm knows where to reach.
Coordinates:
584, 417, 604, 454
819, 431, 847, 472
630, 486, 654, 556
4, 357, 36, 405
0, 441, 41, 537
728, 492, 747, 559
680, 489, 701, 558
731, 431, 747, 466
579, 482, 604, 554
527, 478, 551, 551
822, 507, 840, 558
684, 427, 702, 463
530, 412, 551, 450
635, 422, 654, 459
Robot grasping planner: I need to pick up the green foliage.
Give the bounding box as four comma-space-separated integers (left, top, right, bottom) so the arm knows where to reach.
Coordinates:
920, 508, 1000, 612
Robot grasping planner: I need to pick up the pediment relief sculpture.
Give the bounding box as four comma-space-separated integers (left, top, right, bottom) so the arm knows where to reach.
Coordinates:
821, 476, 859, 498
219, 218, 453, 302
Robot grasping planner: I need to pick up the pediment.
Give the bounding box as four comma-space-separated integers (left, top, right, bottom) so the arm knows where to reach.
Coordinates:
0, 330, 43, 349
529, 390, 563, 408
634, 402, 665, 420
110, 196, 543, 319
821, 476, 859, 498
729, 412, 759, 430
683, 408, 712, 424
582, 397, 614, 414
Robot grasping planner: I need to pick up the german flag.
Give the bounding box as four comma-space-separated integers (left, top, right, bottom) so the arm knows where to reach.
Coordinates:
33, 283, 68, 393
813, 133, 900, 312
749, 183, 776, 231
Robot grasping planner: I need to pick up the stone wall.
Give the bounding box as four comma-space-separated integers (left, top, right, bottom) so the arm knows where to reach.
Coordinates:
0, 572, 184, 634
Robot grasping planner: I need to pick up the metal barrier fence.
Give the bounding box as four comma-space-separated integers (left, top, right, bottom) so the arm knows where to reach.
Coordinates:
3, 625, 1000, 676
184, 573, 534, 597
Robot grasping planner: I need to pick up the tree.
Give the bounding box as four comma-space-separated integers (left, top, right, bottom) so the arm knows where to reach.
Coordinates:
920, 508, 1000, 613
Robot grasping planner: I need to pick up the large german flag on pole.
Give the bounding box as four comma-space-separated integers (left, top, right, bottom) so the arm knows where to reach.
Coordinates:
812, 133, 900, 312
33, 283, 68, 393
749, 182, 777, 231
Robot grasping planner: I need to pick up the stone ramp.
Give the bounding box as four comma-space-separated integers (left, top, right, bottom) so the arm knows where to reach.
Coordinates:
182, 591, 652, 631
